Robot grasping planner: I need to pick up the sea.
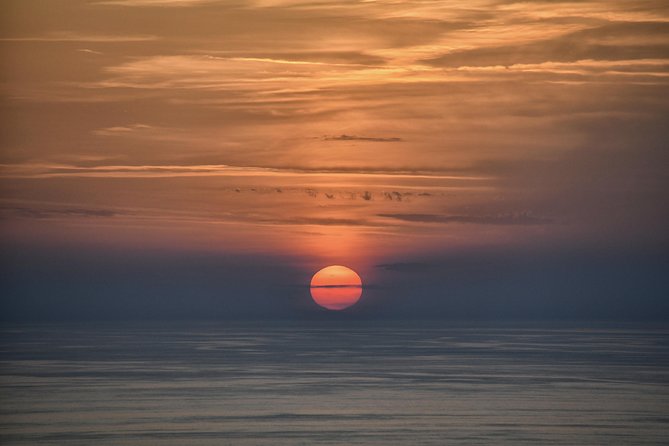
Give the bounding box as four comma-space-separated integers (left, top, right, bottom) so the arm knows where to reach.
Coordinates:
1, 321, 668, 445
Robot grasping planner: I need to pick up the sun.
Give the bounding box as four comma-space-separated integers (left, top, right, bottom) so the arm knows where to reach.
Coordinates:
310, 265, 363, 310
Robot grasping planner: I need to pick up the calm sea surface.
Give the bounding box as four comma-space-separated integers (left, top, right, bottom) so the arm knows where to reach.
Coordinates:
1, 322, 668, 445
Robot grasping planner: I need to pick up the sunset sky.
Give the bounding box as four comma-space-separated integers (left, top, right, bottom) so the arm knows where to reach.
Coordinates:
1, 0, 668, 320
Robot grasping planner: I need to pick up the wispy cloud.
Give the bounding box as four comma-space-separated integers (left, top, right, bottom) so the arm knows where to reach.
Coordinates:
378, 212, 553, 225
92, 124, 155, 136
77, 49, 104, 55
452, 58, 669, 78
0, 31, 158, 42
426, 21, 669, 68
94, 55, 413, 93
376, 262, 433, 272
93, 0, 216, 6
2, 204, 121, 219
0, 163, 490, 180
323, 134, 403, 142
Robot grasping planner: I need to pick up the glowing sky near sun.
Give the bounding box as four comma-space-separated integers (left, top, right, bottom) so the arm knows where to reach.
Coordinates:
1, 0, 668, 283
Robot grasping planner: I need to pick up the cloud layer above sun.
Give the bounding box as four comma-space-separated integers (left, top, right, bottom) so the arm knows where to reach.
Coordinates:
1, 0, 668, 269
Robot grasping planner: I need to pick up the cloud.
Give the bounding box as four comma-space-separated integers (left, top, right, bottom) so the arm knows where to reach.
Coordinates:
376, 262, 433, 272
92, 124, 155, 136
310, 284, 362, 288
3, 205, 120, 219
94, 54, 416, 95
449, 58, 669, 81
0, 199, 376, 229
378, 212, 553, 225
77, 49, 103, 55
256, 216, 374, 227
0, 32, 158, 42
93, 0, 217, 5
323, 134, 403, 142
210, 51, 387, 66
383, 191, 408, 202
425, 21, 669, 68
0, 163, 487, 181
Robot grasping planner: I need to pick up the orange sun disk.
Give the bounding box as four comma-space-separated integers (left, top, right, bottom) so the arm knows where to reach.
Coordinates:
310, 265, 363, 310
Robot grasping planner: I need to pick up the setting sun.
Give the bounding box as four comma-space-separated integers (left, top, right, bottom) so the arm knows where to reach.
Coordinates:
310, 265, 363, 310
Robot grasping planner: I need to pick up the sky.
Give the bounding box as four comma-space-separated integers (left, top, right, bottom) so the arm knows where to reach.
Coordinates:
1, 0, 668, 321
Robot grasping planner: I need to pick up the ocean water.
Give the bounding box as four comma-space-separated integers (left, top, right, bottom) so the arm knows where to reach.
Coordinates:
1, 322, 668, 445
